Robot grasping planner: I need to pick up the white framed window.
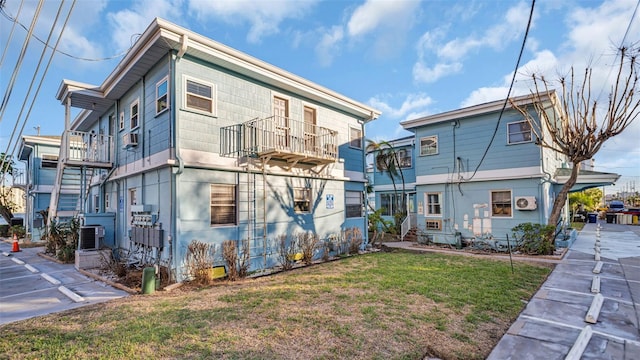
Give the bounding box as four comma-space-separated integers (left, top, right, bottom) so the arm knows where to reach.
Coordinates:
425, 193, 442, 216
119, 111, 125, 131
130, 100, 139, 130
380, 193, 400, 216
129, 188, 138, 206
507, 120, 532, 144
185, 77, 215, 114
350, 127, 362, 149
425, 219, 442, 231
420, 135, 438, 156
346, 191, 362, 218
294, 187, 311, 213
94, 194, 100, 213
41, 154, 58, 168
105, 193, 110, 210
396, 148, 412, 168
211, 184, 237, 225
491, 190, 512, 217
156, 77, 169, 114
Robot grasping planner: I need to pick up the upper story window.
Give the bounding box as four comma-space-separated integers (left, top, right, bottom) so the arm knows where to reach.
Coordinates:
119, 111, 125, 131
294, 187, 311, 213
211, 184, 237, 226
425, 193, 442, 216
350, 127, 362, 149
420, 135, 438, 156
507, 120, 532, 144
185, 78, 214, 114
156, 77, 169, 114
396, 148, 412, 168
41, 154, 58, 168
130, 100, 139, 130
491, 190, 512, 217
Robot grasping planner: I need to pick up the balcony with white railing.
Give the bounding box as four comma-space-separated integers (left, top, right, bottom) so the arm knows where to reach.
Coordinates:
221, 116, 339, 167
62, 130, 114, 169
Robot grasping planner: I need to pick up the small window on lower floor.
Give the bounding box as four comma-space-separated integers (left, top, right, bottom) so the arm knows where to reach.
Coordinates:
211, 184, 237, 225
425, 219, 442, 230
491, 190, 512, 217
346, 191, 362, 218
294, 187, 311, 213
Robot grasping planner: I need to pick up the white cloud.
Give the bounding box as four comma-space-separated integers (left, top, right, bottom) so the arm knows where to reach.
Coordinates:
315, 26, 344, 66
187, 0, 317, 43
107, 0, 184, 51
368, 93, 433, 119
347, 0, 420, 37
413, 61, 462, 83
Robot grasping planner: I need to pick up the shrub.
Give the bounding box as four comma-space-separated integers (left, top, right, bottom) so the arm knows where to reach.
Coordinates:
512, 222, 556, 255
276, 234, 297, 270
10, 225, 25, 239
347, 227, 363, 254
186, 240, 217, 284
45, 218, 80, 263
0, 224, 9, 237
222, 240, 249, 281
298, 232, 319, 265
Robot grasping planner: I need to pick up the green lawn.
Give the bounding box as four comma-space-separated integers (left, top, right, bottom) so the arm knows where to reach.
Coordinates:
0, 250, 552, 360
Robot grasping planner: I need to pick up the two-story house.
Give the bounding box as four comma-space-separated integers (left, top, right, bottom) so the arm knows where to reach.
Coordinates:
378, 91, 619, 248
16, 135, 62, 239
49, 18, 380, 281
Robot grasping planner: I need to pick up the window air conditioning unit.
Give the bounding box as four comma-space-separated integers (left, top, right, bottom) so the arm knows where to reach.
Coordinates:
79, 225, 105, 250
123, 132, 138, 148
515, 196, 537, 210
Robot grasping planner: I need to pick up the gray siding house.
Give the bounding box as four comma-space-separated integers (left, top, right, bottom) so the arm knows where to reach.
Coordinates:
50, 18, 380, 281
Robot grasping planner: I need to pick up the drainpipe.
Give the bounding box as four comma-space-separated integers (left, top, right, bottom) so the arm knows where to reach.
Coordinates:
169, 48, 183, 281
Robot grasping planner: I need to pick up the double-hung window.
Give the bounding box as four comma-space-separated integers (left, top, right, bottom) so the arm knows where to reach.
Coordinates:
130, 100, 139, 130
350, 127, 362, 149
185, 78, 214, 114
507, 120, 532, 144
420, 135, 438, 156
211, 184, 237, 225
491, 190, 512, 217
425, 193, 442, 216
346, 191, 362, 218
294, 188, 311, 213
156, 77, 168, 114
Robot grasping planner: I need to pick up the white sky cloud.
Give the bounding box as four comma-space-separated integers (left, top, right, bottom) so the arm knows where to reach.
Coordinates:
315, 26, 344, 66
187, 0, 318, 43
368, 93, 433, 119
347, 0, 420, 37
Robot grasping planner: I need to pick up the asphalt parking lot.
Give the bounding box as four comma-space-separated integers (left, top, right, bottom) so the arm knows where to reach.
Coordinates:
0, 240, 129, 325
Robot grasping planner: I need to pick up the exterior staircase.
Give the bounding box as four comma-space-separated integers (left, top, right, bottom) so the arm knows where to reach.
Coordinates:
403, 227, 419, 242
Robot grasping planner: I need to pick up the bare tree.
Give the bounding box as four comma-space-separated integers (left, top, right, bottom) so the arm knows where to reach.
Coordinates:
512, 46, 640, 226
0, 152, 15, 224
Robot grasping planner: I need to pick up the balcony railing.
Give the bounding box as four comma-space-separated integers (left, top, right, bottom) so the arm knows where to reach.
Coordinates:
63, 130, 113, 168
221, 116, 338, 166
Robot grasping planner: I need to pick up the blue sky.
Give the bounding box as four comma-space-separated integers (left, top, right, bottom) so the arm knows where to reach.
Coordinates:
1, 0, 639, 194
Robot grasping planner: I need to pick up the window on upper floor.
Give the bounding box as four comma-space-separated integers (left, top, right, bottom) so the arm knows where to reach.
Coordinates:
41, 154, 58, 168
94, 194, 100, 213
425, 192, 442, 216
375, 148, 412, 170
350, 127, 362, 149
507, 120, 532, 144
491, 190, 512, 217
185, 78, 214, 114
211, 184, 237, 226
156, 77, 169, 115
346, 191, 362, 218
396, 148, 412, 168
119, 111, 125, 131
294, 187, 311, 213
130, 100, 139, 130
420, 135, 438, 156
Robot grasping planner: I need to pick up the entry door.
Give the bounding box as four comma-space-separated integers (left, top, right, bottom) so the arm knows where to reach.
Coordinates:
303, 106, 316, 153
273, 97, 289, 148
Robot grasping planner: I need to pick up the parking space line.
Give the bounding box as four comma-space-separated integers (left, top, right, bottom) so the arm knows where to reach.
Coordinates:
41, 273, 61, 285
58, 286, 85, 303
10, 257, 25, 265
24, 264, 39, 273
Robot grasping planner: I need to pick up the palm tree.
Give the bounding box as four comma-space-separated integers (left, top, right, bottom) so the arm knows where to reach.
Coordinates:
366, 140, 407, 231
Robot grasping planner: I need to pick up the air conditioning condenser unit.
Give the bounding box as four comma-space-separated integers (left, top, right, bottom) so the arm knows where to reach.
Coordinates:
515, 196, 537, 210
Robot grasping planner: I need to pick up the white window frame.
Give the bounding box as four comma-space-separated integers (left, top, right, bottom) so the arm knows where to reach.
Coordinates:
425, 192, 442, 216
379, 193, 400, 216
41, 154, 58, 168
425, 219, 442, 231
507, 120, 532, 144
345, 191, 362, 218
349, 127, 362, 149
294, 187, 312, 213
130, 99, 140, 130
94, 194, 100, 213
105, 193, 110, 210
184, 76, 216, 115
491, 190, 512, 218
119, 111, 125, 131
210, 184, 237, 226
420, 135, 438, 156
156, 76, 169, 115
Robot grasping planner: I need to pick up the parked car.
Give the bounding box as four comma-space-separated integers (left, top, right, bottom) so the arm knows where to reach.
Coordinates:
607, 200, 625, 212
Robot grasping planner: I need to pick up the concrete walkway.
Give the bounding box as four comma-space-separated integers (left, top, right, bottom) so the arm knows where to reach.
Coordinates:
384, 222, 640, 359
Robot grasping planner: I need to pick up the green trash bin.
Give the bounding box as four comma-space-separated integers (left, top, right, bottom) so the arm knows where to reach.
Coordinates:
142, 267, 156, 294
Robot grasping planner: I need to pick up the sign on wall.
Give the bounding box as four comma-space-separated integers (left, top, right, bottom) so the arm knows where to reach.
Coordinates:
326, 194, 334, 209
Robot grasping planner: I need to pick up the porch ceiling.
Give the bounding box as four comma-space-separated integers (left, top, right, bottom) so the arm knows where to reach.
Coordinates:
554, 168, 621, 193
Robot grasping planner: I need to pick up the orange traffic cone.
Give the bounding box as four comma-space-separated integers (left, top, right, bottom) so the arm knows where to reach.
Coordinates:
11, 233, 20, 252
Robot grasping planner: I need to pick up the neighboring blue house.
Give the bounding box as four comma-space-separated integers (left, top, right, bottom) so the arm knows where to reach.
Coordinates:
17, 136, 63, 240
48, 18, 380, 281
374, 92, 618, 248
366, 136, 417, 240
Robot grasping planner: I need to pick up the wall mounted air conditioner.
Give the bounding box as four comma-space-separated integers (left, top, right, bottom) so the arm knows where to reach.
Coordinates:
79, 225, 105, 250
515, 196, 537, 210
123, 132, 138, 148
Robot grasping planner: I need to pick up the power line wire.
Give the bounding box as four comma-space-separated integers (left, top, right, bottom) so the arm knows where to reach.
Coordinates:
465, 0, 535, 181
0, 0, 24, 69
